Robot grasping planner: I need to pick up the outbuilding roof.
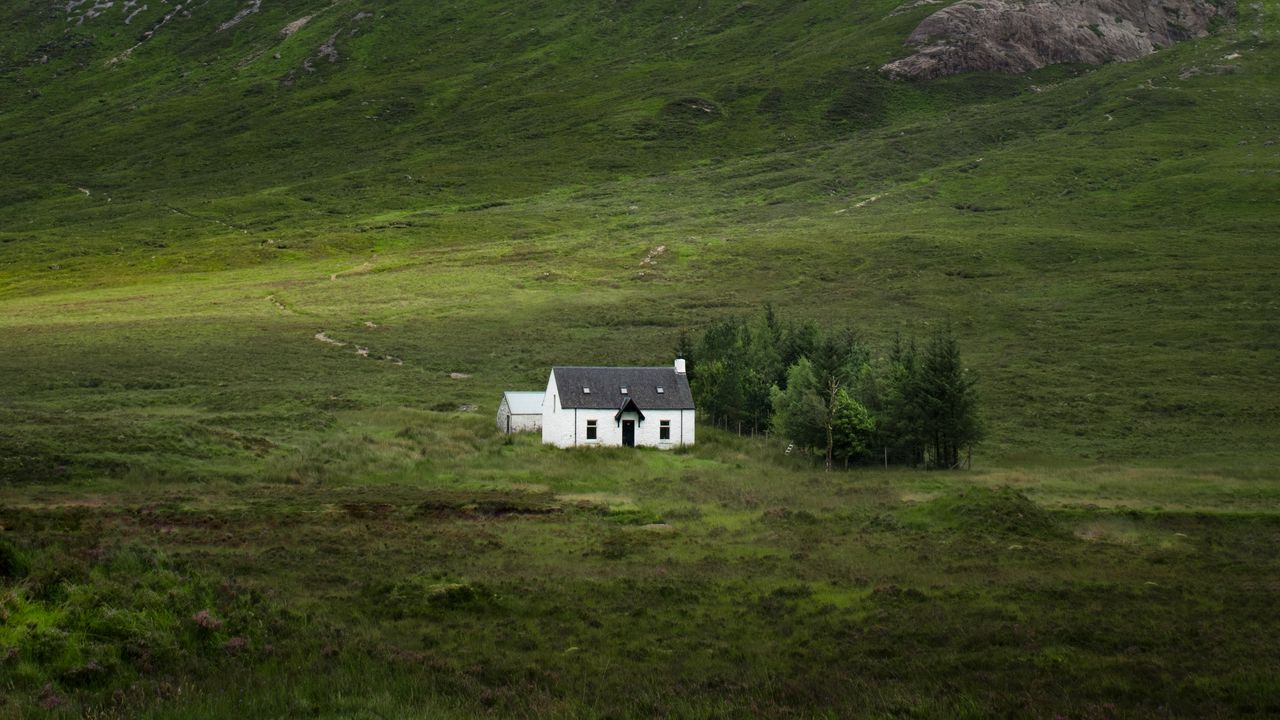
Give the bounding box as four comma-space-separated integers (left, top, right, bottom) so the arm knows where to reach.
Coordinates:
503, 391, 545, 415
552, 366, 694, 410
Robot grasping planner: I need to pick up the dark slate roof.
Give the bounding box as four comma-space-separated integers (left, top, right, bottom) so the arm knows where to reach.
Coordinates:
553, 366, 694, 410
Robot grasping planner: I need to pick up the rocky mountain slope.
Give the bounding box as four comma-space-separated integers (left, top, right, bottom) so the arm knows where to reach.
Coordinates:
883, 0, 1232, 79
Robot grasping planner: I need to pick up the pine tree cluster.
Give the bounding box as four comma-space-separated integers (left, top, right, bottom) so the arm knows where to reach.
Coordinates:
679, 306, 982, 470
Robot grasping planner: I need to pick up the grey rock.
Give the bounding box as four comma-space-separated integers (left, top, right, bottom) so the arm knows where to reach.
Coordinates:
882, 0, 1229, 80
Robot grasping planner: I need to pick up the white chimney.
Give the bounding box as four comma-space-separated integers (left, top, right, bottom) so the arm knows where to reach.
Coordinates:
674, 358, 687, 374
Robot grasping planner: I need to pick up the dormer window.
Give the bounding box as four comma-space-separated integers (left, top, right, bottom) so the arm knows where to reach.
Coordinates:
620, 387, 628, 395
583, 387, 591, 394
657, 387, 664, 394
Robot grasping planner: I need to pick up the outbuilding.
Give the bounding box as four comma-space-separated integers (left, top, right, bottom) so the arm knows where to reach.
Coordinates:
541, 360, 695, 449
497, 391, 545, 433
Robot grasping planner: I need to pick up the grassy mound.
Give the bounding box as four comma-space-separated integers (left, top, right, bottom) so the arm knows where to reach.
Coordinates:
372, 575, 496, 620
901, 486, 1061, 538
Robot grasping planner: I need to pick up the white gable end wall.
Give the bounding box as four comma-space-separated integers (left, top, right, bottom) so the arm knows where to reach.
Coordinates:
542, 371, 574, 448
496, 395, 511, 432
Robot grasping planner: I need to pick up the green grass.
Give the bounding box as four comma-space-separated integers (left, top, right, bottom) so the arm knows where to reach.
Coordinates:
3, 432, 1279, 717
1, 0, 1279, 715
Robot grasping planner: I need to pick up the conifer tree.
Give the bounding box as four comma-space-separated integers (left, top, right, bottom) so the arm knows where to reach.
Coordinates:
919, 327, 981, 468
878, 334, 927, 466
674, 329, 695, 384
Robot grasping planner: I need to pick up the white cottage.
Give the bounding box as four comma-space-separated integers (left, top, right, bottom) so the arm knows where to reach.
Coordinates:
541, 360, 695, 449
496, 391, 545, 433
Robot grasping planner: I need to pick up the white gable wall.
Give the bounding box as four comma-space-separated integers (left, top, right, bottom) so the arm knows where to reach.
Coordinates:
542, 371, 694, 449
497, 396, 512, 432
542, 371, 572, 447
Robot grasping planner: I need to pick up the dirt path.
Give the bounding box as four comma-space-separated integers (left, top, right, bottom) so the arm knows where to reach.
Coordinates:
267, 258, 399, 364
314, 330, 403, 365
162, 203, 244, 232
330, 260, 374, 281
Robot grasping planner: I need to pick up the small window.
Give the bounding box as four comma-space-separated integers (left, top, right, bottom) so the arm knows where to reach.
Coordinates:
620, 387, 628, 394
586, 419, 597, 440
656, 387, 664, 394
660, 420, 671, 440
583, 387, 591, 394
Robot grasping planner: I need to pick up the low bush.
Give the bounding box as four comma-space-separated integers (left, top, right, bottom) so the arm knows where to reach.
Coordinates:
0, 541, 277, 708
0, 536, 31, 578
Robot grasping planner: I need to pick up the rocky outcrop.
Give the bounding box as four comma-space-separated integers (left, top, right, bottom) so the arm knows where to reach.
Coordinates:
882, 0, 1231, 80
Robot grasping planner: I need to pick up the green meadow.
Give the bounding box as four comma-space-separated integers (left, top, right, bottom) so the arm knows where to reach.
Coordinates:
1, 0, 1278, 716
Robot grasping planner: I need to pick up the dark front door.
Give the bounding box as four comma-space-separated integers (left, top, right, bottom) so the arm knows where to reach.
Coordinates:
622, 420, 635, 447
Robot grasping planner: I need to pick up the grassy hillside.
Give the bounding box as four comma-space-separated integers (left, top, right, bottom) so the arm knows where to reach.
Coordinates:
2, 0, 1277, 468
1, 0, 1279, 716
0, 0, 995, 248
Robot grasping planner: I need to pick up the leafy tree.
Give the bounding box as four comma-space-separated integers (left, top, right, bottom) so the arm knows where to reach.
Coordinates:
806, 330, 871, 469
831, 389, 875, 465
769, 359, 826, 452
772, 351, 871, 470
